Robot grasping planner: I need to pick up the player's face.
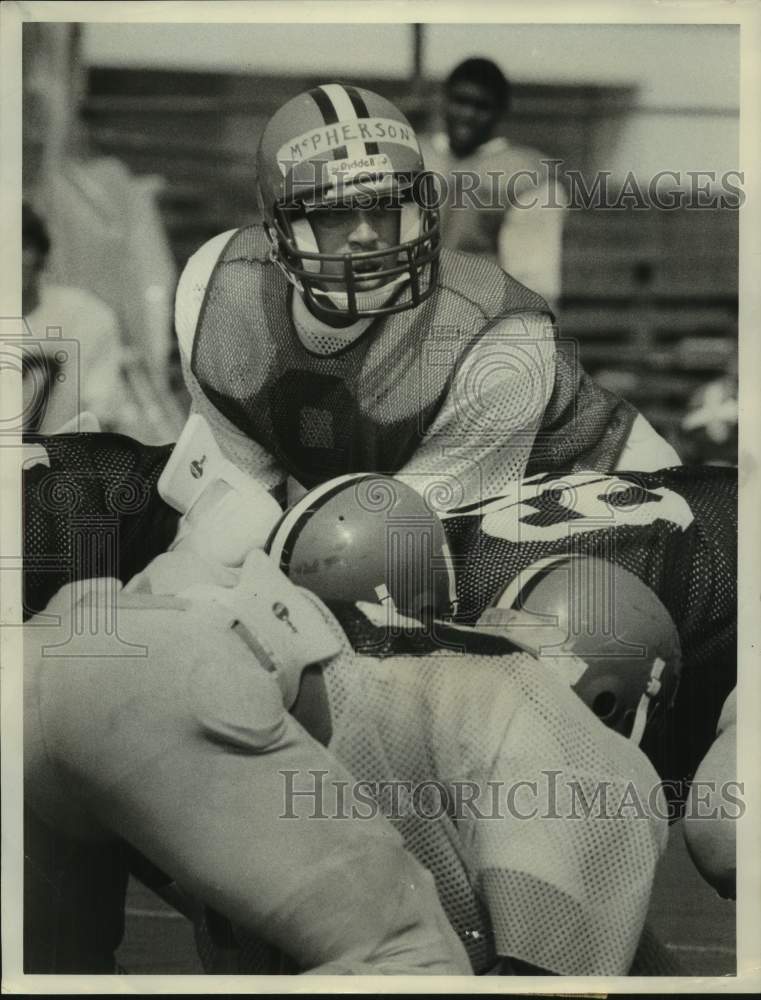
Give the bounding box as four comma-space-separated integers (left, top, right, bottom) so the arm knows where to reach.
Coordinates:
308, 203, 401, 291
445, 81, 500, 157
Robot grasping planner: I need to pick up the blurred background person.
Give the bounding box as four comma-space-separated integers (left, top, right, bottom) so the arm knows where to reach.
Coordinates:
22, 23, 183, 443
421, 57, 567, 309
22, 200, 127, 434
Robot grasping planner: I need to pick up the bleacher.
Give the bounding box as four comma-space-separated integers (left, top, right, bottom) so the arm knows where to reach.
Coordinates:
83, 67, 738, 445
560, 207, 737, 444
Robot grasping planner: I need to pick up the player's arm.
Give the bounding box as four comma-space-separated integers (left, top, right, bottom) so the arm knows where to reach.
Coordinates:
396, 312, 556, 512
174, 232, 288, 500
24, 575, 470, 976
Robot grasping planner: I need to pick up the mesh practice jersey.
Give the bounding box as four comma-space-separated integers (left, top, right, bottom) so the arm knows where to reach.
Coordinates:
182, 225, 635, 493
190, 225, 552, 487
201, 602, 666, 976
22, 432, 179, 619
443, 464, 738, 796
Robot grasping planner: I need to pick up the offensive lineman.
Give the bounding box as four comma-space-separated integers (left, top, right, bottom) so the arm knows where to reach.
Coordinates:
441, 463, 737, 807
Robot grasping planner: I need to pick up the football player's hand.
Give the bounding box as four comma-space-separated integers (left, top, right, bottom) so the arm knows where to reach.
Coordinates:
158, 413, 283, 568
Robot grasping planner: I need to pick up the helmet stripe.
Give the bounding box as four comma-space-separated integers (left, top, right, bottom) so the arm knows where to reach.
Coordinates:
344, 86, 381, 156
319, 84, 372, 165
309, 85, 339, 123
319, 84, 355, 121
308, 87, 348, 161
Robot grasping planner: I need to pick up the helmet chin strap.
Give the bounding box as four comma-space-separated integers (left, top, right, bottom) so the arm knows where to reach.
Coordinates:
266, 223, 373, 350
628, 657, 666, 745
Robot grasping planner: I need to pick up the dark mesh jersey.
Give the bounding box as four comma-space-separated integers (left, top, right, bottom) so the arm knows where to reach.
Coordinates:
23, 432, 178, 619
527, 340, 637, 474
443, 464, 737, 796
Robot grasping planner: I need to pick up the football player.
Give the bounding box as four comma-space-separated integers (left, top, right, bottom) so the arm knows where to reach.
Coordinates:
22, 433, 471, 976
21, 427, 666, 976
440, 463, 737, 812
175, 82, 677, 515
24, 569, 474, 977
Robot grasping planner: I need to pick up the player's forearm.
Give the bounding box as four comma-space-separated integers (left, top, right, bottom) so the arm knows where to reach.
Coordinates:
397, 316, 555, 511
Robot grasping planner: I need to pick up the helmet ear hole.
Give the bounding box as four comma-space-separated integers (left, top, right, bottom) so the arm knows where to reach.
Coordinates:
496, 555, 682, 742
592, 690, 617, 721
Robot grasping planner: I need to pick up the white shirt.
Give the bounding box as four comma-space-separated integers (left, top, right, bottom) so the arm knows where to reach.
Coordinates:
23, 283, 126, 433
423, 132, 567, 309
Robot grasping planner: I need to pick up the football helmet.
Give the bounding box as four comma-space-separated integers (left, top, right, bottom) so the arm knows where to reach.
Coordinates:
256, 83, 440, 323
477, 555, 682, 743
266, 474, 457, 621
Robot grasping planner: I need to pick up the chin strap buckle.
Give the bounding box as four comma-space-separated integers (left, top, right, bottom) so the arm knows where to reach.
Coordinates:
630, 657, 666, 744
266, 232, 305, 293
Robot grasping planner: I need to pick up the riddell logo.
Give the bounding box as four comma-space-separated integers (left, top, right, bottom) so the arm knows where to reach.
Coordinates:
190, 455, 207, 479
336, 154, 390, 173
